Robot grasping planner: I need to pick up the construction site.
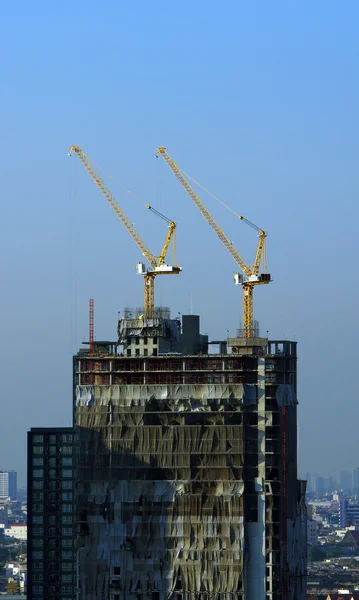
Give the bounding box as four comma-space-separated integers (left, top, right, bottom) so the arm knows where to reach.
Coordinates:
70, 146, 307, 600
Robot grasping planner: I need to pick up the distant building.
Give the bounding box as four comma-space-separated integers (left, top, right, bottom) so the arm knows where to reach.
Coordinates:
0, 505, 8, 526
339, 497, 359, 527
340, 529, 359, 549
307, 505, 318, 546
340, 470, 353, 491
5, 561, 27, 593
306, 472, 313, 493
326, 594, 359, 600
0, 471, 17, 500
353, 467, 359, 492
5, 524, 27, 541
307, 518, 318, 546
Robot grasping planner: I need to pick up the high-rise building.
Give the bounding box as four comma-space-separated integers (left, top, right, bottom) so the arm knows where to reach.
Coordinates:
0, 470, 17, 500
74, 312, 307, 600
353, 467, 359, 492
339, 497, 359, 528
340, 470, 353, 492
27, 428, 75, 600
305, 472, 313, 494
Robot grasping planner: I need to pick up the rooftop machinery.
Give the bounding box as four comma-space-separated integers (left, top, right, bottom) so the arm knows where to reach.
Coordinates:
69, 146, 181, 320
156, 147, 271, 338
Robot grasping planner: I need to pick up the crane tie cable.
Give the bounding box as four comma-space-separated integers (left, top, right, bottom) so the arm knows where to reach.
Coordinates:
178, 167, 263, 233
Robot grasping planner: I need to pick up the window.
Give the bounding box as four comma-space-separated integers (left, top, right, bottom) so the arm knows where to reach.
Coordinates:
62, 550, 73, 559
33, 446, 43, 454
127, 349, 131, 357
62, 492, 73, 501
32, 492, 43, 500
49, 527, 57, 537
49, 469, 56, 479
62, 527, 73, 535
32, 480, 43, 489
153, 336, 157, 344
48, 516, 56, 526
33, 574, 43, 581
49, 446, 57, 455
62, 563, 73, 571
62, 505, 72, 513
62, 469, 72, 478
61, 574, 73, 582
153, 348, 158, 356
33, 435, 44, 443
33, 469, 43, 478
62, 516, 72, 524
144, 336, 148, 345
33, 539, 43, 547
62, 586, 73, 593
33, 527, 44, 536
50, 435, 57, 444
33, 457, 44, 466
49, 492, 57, 501
144, 349, 148, 357
62, 446, 72, 454
62, 458, 72, 466
49, 458, 57, 467
32, 516, 43, 524
33, 503, 44, 512
33, 562, 43, 570
33, 586, 43, 593
32, 551, 43, 559
62, 480, 72, 489
135, 349, 140, 357
135, 337, 139, 345
62, 539, 72, 547
49, 550, 56, 559
62, 434, 73, 442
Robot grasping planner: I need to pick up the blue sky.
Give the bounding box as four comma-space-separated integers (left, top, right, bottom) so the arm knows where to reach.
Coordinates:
0, 1, 358, 484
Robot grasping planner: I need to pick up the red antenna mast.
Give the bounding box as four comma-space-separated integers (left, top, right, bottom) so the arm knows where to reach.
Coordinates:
89, 299, 94, 356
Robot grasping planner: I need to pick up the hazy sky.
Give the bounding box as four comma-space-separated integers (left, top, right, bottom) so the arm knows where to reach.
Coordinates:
1, 1, 358, 484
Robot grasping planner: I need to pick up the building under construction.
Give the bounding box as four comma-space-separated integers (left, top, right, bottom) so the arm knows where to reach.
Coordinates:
74, 309, 307, 600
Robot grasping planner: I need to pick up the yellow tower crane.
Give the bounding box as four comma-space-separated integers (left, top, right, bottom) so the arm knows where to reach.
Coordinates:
69, 145, 181, 320
156, 146, 271, 338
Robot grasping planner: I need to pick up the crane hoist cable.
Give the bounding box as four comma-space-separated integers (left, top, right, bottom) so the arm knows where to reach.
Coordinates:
69, 145, 181, 320
156, 146, 271, 338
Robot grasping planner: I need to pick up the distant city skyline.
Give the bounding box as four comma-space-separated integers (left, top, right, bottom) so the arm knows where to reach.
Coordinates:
1, 2, 359, 482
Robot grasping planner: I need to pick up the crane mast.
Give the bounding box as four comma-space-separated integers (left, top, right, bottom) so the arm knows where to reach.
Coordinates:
69, 145, 181, 319
156, 146, 270, 337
